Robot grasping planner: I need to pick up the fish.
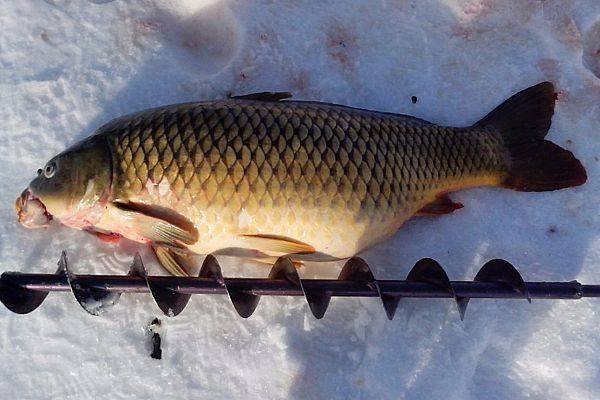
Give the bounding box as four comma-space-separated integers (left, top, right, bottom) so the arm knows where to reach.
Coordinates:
15, 82, 587, 276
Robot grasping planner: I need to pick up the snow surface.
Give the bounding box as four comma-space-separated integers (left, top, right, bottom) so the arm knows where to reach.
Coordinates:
1, 0, 599, 399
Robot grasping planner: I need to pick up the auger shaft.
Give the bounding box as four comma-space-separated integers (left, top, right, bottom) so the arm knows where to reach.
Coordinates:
3, 272, 599, 299
1, 251, 599, 320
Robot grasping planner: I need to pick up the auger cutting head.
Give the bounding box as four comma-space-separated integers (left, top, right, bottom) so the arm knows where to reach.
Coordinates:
0, 251, 596, 320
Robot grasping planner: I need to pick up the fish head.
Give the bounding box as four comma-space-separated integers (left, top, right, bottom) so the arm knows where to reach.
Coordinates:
16, 136, 112, 230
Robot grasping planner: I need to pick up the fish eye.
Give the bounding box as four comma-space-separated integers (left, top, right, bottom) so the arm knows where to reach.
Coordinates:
43, 162, 56, 178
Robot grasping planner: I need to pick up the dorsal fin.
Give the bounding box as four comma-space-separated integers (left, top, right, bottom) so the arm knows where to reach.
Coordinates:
230, 91, 292, 102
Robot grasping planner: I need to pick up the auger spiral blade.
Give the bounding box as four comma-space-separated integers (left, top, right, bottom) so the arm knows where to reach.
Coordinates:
407, 258, 462, 318
2, 251, 600, 321
62, 251, 121, 316
130, 253, 192, 317
219, 256, 261, 318
303, 280, 331, 319
303, 257, 375, 319
199, 254, 225, 284
0, 261, 63, 315
457, 259, 531, 320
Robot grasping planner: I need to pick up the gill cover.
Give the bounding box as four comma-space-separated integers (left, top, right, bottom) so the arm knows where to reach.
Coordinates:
27, 135, 112, 224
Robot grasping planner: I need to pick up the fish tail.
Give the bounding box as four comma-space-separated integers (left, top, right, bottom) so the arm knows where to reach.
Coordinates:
475, 81, 587, 192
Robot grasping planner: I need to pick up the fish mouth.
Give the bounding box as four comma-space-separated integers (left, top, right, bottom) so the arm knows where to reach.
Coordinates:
15, 189, 53, 229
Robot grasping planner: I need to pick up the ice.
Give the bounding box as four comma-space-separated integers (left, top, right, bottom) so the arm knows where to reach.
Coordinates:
1, 0, 599, 399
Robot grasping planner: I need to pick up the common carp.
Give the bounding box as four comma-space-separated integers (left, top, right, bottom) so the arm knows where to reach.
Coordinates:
15, 82, 586, 275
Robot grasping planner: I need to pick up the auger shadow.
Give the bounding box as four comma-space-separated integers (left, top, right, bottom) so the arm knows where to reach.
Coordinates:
283, 3, 597, 400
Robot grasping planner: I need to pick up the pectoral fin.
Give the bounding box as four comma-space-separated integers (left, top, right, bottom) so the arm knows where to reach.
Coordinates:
240, 234, 315, 255
417, 194, 464, 216
111, 201, 198, 245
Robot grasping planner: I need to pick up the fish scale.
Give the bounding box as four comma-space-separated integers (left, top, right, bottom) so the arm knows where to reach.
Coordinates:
101, 99, 506, 258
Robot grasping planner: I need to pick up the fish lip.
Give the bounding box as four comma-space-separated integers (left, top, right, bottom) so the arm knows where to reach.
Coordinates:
15, 189, 53, 228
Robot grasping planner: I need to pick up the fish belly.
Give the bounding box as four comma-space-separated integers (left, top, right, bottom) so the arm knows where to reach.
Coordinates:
181, 203, 408, 259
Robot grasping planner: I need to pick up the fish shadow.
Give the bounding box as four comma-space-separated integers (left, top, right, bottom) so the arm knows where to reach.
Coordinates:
280, 2, 597, 400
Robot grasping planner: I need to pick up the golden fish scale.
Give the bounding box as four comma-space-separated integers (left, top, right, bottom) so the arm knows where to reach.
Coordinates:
103, 100, 507, 256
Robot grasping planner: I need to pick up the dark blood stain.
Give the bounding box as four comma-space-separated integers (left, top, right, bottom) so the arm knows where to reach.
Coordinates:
183, 38, 201, 52
450, 25, 490, 41
536, 58, 559, 80
566, 139, 573, 146
451, 25, 472, 40
137, 19, 163, 33
411, 96, 418, 104
326, 25, 357, 70
463, 0, 495, 19
547, 225, 557, 234
291, 71, 310, 92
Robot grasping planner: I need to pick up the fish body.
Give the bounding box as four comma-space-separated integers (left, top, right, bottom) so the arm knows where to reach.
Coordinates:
97, 99, 506, 258
16, 83, 587, 275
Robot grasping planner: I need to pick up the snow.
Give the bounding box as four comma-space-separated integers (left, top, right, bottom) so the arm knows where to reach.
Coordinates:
1, 0, 599, 399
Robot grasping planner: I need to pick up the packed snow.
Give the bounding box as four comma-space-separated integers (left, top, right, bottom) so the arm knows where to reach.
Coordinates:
1, 0, 599, 399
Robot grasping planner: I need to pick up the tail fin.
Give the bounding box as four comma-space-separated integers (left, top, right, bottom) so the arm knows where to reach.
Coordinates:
475, 82, 586, 192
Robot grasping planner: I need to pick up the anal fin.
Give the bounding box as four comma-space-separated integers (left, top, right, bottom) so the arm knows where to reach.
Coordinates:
249, 256, 305, 269
417, 194, 464, 216
240, 234, 315, 255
